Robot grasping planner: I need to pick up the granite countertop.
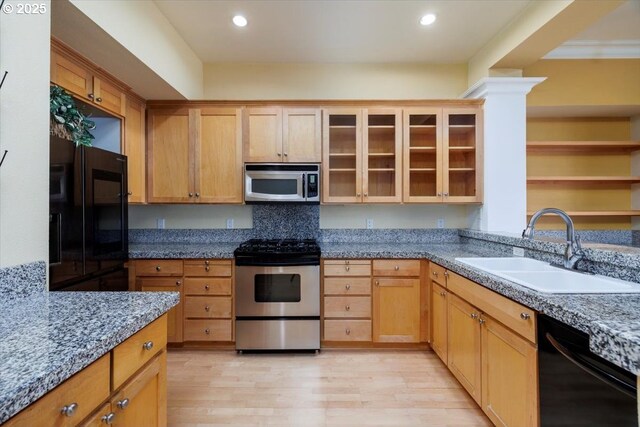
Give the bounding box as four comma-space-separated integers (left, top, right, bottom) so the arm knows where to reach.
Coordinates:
0, 291, 180, 424
321, 242, 640, 375
129, 242, 238, 259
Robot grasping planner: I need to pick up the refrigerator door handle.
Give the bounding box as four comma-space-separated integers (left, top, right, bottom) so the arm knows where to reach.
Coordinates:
50, 213, 62, 265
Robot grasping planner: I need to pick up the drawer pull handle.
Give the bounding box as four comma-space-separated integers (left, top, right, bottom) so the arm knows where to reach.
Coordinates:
345, 266, 350, 272
443, 271, 449, 278
470, 313, 479, 319
394, 265, 399, 271
205, 305, 210, 312
205, 266, 210, 272
117, 398, 130, 410
142, 341, 154, 351
204, 284, 210, 290
345, 260, 350, 265
345, 305, 350, 311
205, 260, 210, 266
345, 284, 351, 290
101, 412, 116, 424
61, 403, 78, 417
176, 280, 181, 286
205, 328, 211, 335
155, 266, 161, 272
520, 313, 531, 320
345, 328, 351, 335
432, 271, 438, 277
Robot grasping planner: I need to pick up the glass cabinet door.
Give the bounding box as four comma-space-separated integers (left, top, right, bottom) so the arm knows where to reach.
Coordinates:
322, 109, 362, 203
444, 108, 482, 203
363, 108, 402, 203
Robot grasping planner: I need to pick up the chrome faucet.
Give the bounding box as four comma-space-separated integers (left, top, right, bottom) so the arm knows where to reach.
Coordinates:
522, 208, 584, 269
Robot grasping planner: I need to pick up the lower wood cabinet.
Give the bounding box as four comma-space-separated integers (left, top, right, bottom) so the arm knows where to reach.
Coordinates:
4, 315, 168, 427
138, 278, 183, 343
429, 262, 538, 427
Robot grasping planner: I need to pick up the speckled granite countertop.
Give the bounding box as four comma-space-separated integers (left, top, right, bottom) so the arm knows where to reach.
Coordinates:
0, 292, 179, 424
129, 242, 237, 259
322, 242, 640, 375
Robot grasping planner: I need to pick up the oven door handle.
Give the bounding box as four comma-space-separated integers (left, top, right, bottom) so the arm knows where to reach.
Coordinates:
545, 333, 636, 398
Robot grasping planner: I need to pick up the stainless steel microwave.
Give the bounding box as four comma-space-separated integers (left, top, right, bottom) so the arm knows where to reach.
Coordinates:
244, 164, 320, 204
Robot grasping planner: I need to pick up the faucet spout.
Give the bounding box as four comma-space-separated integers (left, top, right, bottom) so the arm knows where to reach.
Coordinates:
522, 208, 584, 269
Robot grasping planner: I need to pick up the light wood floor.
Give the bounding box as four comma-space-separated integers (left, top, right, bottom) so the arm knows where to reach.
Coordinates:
167, 350, 492, 427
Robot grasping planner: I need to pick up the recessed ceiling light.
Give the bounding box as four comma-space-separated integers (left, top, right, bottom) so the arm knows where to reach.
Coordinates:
420, 14, 436, 26
233, 15, 248, 27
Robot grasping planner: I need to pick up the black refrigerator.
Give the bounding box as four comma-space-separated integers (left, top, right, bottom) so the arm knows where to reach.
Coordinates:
49, 136, 129, 291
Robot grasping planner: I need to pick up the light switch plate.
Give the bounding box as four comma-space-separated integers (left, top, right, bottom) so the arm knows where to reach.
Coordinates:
156, 218, 165, 230
513, 247, 525, 257
226, 218, 234, 229
436, 218, 445, 229
366, 219, 374, 229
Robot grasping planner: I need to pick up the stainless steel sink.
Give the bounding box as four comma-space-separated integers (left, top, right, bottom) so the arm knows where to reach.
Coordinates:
455, 257, 640, 294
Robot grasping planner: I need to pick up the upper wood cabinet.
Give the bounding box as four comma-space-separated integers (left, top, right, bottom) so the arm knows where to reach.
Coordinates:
244, 107, 321, 163
323, 108, 402, 203
403, 107, 482, 203
147, 108, 243, 204
124, 97, 146, 204
51, 48, 126, 117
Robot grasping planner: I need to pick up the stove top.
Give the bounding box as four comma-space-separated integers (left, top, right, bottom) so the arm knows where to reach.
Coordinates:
234, 239, 321, 266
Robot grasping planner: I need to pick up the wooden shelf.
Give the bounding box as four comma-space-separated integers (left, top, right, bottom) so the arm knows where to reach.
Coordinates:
410, 146, 436, 151
368, 168, 395, 172
449, 125, 475, 128
368, 153, 396, 158
527, 176, 640, 184
329, 125, 357, 129
410, 125, 437, 128
329, 152, 356, 157
329, 168, 357, 172
410, 168, 437, 172
527, 210, 640, 217
449, 146, 475, 152
527, 141, 640, 152
368, 125, 395, 129
449, 168, 475, 172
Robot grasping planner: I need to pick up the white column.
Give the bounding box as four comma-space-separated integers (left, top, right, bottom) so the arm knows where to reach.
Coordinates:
462, 77, 545, 234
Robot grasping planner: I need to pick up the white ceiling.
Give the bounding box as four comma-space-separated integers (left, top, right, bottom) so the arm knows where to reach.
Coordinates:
153, 0, 532, 63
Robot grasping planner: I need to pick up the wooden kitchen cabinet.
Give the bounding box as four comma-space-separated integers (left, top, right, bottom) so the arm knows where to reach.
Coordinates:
147, 108, 243, 203
372, 260, 421, 342
138, 277, 184, 343
430, 281, 448, 363
403, 107, 482, 203
124, 96, 146, 204
323, 109, 402, 203
244, 107, 321, 163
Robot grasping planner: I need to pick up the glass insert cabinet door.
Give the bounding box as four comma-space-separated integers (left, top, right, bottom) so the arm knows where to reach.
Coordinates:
443, 108, 482, 203
323, 109, 363, 203
363, 108, 402, 203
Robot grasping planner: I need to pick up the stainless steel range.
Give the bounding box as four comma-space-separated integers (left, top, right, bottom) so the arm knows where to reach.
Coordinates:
234, 239, 321, 351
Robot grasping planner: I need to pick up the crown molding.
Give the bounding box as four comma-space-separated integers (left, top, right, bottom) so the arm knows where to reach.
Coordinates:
544, 40, 640, 59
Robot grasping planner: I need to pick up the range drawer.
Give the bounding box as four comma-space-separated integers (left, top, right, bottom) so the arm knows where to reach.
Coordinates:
324, 277, 371, 295
184, 277, 232, 295
184, 319, 233, 341
429, 263, 447, 287
373, 260, 420, 277
2, 354, 110, 427
184, 296, 232, 319
184, 260, 232, 277
134, 260, 183, 276
447, 271, 536, 343
324, 296, 371, 318
324, 320, 372, 341
323, 260, 371, 277
112, 314, 167, 389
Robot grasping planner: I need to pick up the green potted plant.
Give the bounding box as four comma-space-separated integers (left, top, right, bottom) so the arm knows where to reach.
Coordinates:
50, 85, 96, 146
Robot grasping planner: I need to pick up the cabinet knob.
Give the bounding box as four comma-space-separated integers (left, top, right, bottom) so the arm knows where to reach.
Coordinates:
205, 266, 210, 272
437, 193, 442, 197
101, 413, 116, 425
394, 265, 399, 271
277, 152, 282, 157
443, 192, 449, 197
443, 271, 449, 278
88, 93, 94, 99
345, 328, 351, 335
440, 291, 446, 297
478, 318, 486, 325
284, 153, 288, 157
432, 271, 438, 277
520, 313, 531, 320
126, 192, 132, 196
345, 266, 350, 272
96, 97, 103, 103
364, 193, 368, 197
345, 284, 351, 290
345, 305, 350, 311
205, 305, 210, 312
155, 266, 161, 272
470, 313, 479, 319
195, 192, 200, 198
61, 403, 78, 417
375, 280, 379, 286
142, 341, 154, 351
205, 328, 211, 335
189, 192, 194, 197
117, 398, 130, 410
205, 260, 210, 265
176, 280, 181, 286
204, 284, 210, 290
356, 193, 361, 197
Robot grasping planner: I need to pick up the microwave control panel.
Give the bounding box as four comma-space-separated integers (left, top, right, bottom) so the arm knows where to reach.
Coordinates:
307, 173, 318, 199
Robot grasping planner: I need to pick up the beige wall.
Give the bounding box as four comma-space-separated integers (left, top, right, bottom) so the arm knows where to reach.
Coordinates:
129, 205, 253, 229
203, 63, 468, 100
69, 0, 203, 99
0, 1, 51, 268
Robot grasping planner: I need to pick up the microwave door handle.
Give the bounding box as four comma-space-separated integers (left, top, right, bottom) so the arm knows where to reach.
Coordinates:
302, 174, 306, 199
545, 333, 637, 398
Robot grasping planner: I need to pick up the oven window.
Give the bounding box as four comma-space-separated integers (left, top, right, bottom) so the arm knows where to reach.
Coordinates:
254, 274, 301, 303
252, 179, 297, 195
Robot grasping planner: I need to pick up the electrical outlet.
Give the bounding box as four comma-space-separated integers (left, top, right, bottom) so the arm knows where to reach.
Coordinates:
513, 247, 525, 257
156, 218, 165, 230
436, 218, 445, 229
366, 218, 374, 229
226, 218, 234, 229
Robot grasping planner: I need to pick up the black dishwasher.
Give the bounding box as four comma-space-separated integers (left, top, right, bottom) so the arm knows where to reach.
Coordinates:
538, 314, 638, 426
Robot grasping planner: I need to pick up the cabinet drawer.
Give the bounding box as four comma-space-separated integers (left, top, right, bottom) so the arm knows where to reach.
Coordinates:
184, 319, 233, 341
184, 296, 232, 319
3, 354, 110, 427
184, 277, 232, 295
324, 277, 371, 295
324, 320, 372, 341
135, 260, 183, 276
137, 277, 183, 290
324, 296, 371, 318
373, 260, 420, 277
112, 314, 167, 390
429, 263, 447, 287
324, 263, 371, 277
447, 271, 536, 343
184, 260, 232, 277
